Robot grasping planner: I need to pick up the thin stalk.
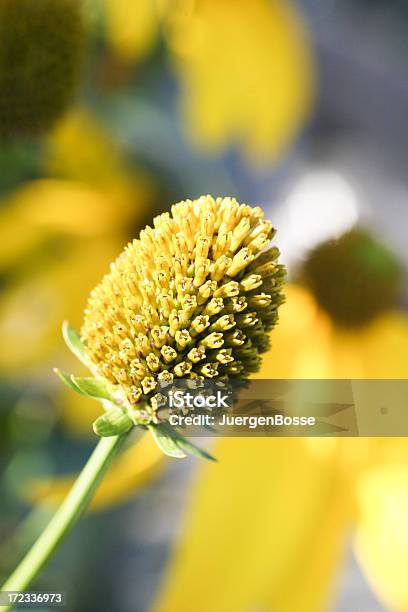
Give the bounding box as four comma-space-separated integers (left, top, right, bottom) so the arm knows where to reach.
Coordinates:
1, 434, 125, 608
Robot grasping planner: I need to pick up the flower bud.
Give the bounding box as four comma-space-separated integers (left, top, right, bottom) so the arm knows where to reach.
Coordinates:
81, 196, 286, 423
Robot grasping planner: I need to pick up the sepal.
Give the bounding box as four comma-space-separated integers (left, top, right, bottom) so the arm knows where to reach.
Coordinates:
54, 369, 116, 402
148, 423, 215, 461
148, 424, 187, 458
62, 321, 89, 367
93, 407, 133, 437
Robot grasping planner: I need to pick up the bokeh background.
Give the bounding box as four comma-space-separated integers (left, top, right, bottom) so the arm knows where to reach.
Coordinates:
1, 1, 408, 611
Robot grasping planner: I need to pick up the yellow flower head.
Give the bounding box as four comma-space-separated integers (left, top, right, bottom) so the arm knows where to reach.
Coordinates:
302, 228, 404, 327
81, 195, 285, 424
0, 0, 86, 139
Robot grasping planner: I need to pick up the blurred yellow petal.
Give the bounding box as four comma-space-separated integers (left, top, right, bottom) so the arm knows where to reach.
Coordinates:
326, 326, 367, 379
354, 455, 408, 611
104, 0, 158, 61
309, 293, 408, 611
326, 310, 408, 501
165, 0, 315, 161
154, 438, 350, 612
0, 196, 126, 372
264, 286, 408, 381
256, 284, 332, 378
0, 179, 132, 241
153, 285, 353, 612
24, 433, 165, 512
58, 391, 103, 438
326, 311, 408, 380
47, 109, 139, 190
356, 311, 408, 379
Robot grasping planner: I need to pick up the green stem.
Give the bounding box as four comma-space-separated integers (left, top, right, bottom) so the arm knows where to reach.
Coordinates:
1, 435, 125, 608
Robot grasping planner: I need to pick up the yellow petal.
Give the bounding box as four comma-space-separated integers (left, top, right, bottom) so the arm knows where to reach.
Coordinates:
0, 171, 150, 372
47, 109, 138, 190
354, 452, 408, 611
57, 386, 108, 438
153, 437, 350, 612
356, 311, 408, 378
104, 0, 158, 61
256, 284, 333, 379
0, 222, 124, 371
309, 302, 408, 609
164, 0, 315, 161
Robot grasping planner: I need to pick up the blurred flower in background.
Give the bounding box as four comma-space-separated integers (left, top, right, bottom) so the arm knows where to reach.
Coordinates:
0, 0, 86, 139
104, 0, 315, 160
153, 230, 408, 612
300, 228, 404, 328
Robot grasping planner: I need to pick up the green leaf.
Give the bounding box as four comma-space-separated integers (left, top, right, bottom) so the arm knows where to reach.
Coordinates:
159, 422, 216, 461
70, 375, 116, 402
93, 407, 133, 437
148, 424, 187, 458
62, 321, 89, 367
54, 369, 116, 403
53, 368, 84, 395
173, 436, 216, 462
